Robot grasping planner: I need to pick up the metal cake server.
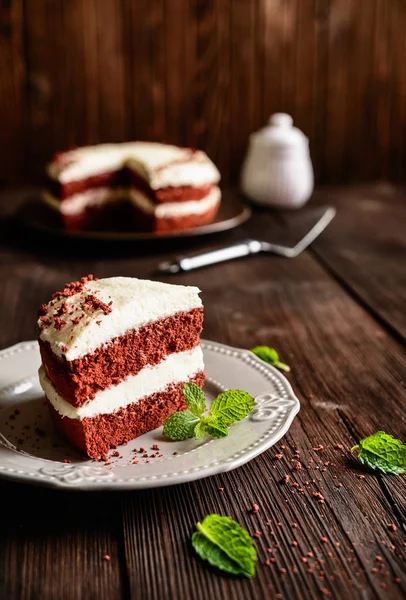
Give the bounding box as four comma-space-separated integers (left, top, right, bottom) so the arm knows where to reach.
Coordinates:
158, 205, 336, 273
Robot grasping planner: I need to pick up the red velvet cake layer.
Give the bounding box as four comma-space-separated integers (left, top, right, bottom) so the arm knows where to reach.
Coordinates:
49, 371, 205, 458
133, 199, 221, 233
39, 308, 203, 407
47, 170, 126, 200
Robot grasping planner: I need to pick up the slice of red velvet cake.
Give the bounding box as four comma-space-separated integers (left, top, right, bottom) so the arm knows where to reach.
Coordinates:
43, 142, 221, 232
37, 275, 204, 458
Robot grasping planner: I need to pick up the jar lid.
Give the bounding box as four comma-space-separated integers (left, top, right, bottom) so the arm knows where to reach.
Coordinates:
250, 113, 309, 150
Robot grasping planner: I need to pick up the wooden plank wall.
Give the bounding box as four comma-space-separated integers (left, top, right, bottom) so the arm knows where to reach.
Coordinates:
0, 0, 405, 186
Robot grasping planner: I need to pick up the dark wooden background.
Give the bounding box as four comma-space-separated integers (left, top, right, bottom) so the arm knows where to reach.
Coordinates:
1, 0, 406, 188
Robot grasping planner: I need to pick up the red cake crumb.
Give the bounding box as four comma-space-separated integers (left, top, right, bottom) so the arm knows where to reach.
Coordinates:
102, 554, 110, 561
39, 303, 48, 316
54, 302, 68, 316
39, 315, 51, 326
53, 317, 67, 330
252, 503, 260, 513
313, 445, 324, 452
387, 523, 397, 531
84, 294, 112, 315
313, 492, 325, 504
52, 275, 96, 301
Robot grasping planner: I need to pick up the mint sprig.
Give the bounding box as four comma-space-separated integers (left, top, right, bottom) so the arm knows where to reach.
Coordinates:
250, 345, 290, 372
163, 383, 254, 441
351, 431, 406, 474
162, 410, 199, 441
192, 514, 257, 577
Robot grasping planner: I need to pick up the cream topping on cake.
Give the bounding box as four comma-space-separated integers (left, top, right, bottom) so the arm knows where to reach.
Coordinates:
47, 142, 220, 189
39, 346, 204, 419
38, 276, 202, 361
130, 187, 221, 218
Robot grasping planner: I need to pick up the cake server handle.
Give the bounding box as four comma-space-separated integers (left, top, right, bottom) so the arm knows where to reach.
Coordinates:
158, 240, 263, 273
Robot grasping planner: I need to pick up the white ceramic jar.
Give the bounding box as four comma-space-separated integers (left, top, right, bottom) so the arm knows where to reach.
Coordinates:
241, 113, 314, 209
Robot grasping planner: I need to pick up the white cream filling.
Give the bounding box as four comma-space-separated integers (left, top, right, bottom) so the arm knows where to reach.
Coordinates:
42, 188, 127, 215
38, 277, 202, 361
39, 346, 204, 420
130, 187, 221, 218
47, 142, 220, 189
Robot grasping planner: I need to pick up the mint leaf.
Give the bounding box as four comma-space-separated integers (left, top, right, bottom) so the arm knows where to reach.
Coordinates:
193, 514, 257, 577
210, 390, 254, 425
192, 533, 245, 576
251, 346, 290, 372
351, 432, 406, 474
202, 415, 229, 438
163, 384, 255, 442
183, 382, 206, 417
194, 420, 207, 440
163, 410, 199, 441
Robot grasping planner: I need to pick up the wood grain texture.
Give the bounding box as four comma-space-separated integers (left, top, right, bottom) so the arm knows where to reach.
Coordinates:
0, 184, 405, 599
311, 184, 406, 343
0, 486, 124, 600
1, 0, 406, 186
0, 0, 24, 184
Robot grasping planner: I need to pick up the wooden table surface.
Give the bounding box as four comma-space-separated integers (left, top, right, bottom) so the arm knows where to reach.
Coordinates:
0, 184, 405, 600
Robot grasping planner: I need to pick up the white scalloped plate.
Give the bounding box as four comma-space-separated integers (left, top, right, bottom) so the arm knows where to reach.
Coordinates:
0, 340, 300, 490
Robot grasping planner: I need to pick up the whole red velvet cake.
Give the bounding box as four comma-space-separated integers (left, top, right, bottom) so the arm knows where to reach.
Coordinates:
38, 275, 205, 458
43, 142, 221, 232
